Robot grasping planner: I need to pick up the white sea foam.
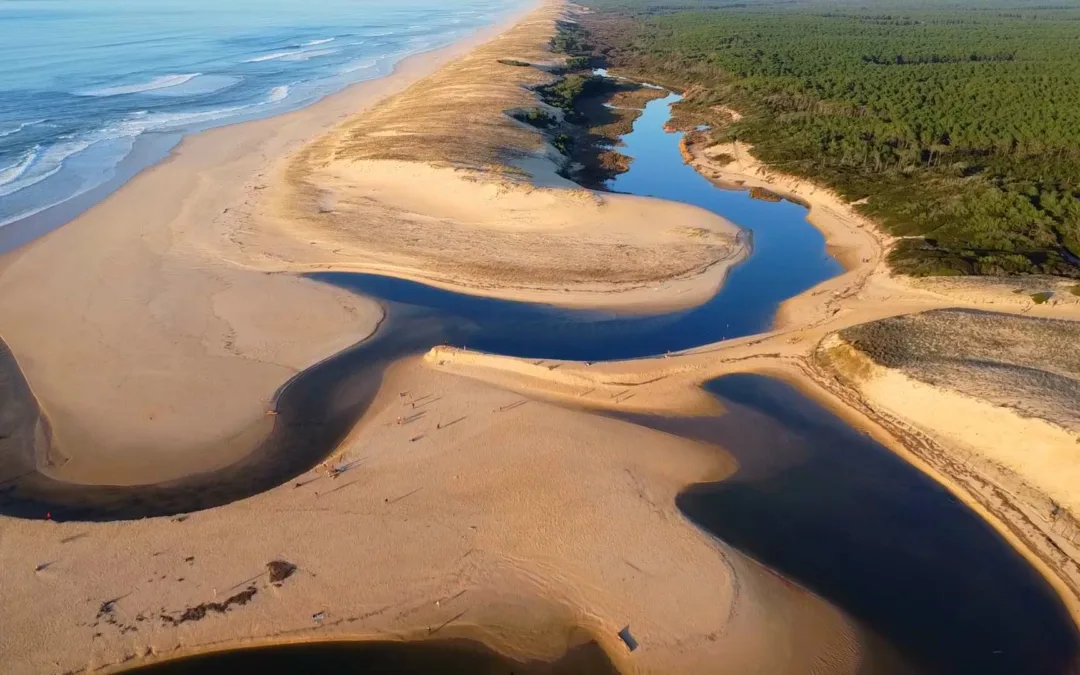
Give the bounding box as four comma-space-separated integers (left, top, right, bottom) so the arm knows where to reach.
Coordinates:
0, 103, 253, 202
267, 85, 290, 103
279, 48, 340, 62
340, 58, 379, 74
245, 51, 296, 63
146, 74, 241, 97
0, 140, 87, 197
116, 104, 252, 134
82, 73, 201, 97
302, 38, 335, 46
0, 147, 40, 187
0, 119, 46, 139
247, 44, 338, 63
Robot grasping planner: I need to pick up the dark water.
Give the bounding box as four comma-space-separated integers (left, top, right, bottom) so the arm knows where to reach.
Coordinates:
122, 638, 618, 675
627, 374, 1080, 675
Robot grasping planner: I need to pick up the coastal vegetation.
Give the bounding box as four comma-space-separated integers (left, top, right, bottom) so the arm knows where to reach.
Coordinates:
533, 20, 670, 184
580, 0, 1080, 277
512, 108, 558, 129
536, 73, 606, 119
835, 307, 1080, 432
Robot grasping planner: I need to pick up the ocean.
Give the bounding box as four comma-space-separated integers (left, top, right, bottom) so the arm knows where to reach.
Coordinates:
0, 0, 523, 230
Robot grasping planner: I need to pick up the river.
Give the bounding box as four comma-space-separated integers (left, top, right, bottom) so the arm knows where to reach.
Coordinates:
0, 77, 1076, 674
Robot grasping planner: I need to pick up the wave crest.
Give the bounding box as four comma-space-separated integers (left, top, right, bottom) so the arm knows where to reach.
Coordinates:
0, 146, 41, 188
82, 74, 201, 97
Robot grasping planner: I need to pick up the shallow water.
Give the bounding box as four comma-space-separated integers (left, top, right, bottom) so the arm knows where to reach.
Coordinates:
0, 0, 522, 231
608, 91, 843, 335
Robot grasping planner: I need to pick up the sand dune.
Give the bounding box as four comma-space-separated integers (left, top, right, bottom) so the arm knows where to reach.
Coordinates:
236, 1, 745, 309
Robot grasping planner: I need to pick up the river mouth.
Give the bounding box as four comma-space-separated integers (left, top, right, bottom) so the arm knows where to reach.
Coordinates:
119, 638, 619, 675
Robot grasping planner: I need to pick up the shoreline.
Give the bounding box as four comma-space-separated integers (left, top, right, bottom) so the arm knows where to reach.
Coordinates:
425, 76, 1080, 629
0, 2, 545, 487
0, 6, 538, 258
680, 135, 1080, 625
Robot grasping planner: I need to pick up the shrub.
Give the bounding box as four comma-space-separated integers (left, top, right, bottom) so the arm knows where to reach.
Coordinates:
537, 74, 604, 113
512, 108, 558, 129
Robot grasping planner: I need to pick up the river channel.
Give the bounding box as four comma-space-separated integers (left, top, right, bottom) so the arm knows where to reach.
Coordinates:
0, 78, 1075, 675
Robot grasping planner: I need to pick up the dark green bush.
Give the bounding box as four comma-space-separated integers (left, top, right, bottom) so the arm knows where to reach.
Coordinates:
512, 108, 558, 129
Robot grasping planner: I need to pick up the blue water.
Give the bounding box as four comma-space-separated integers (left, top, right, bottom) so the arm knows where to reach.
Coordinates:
310, 89, 844, 360
607, 91, 844, 327
0, 0, 522, 228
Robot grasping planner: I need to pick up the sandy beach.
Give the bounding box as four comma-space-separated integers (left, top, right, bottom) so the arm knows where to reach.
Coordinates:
0, 2, 858, 673
0, 7, 546, 485
0, 0, 746, 484
1, 0, 1080, 671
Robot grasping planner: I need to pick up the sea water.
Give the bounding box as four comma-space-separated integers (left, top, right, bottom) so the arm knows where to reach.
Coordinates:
0, 0, 522, 228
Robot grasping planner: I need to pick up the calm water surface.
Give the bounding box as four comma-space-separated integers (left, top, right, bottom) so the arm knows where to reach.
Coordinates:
655, 374, 1080, 675
310, 90, 842, 360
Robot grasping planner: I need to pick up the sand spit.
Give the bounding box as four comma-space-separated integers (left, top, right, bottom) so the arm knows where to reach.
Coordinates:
239, 1, 745, 311
0, 356, 863, 675
0, 0, 740, 486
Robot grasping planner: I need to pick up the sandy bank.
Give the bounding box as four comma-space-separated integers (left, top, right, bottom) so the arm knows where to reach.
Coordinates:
421, 130, 1080, 631
0, 0, 747, 481
237, 1, 745, 311
0, 3, 547, 485
0, 356, 862, 675
816, 311, 1080, 607
672, 130, 1080, 619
